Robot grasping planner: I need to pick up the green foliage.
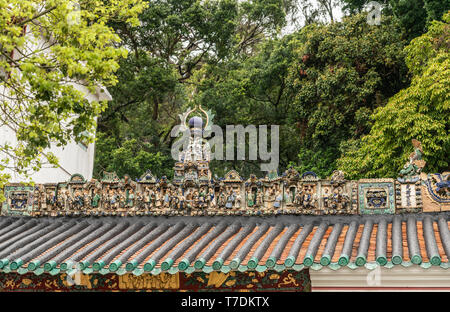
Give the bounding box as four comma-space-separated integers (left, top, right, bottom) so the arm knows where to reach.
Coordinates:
95, 0, 294, 179
0, 0, 146, 200
196, 13, 408, 178
290, 14, 408, 177
340, 0, 450, 40
340, 0, 375, 14
91, 3, 448, 182
94, 134, 172, 180
338, 12, 450, 178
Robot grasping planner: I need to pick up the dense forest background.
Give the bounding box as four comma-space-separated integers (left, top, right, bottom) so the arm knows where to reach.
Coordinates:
94, 0, 450, 181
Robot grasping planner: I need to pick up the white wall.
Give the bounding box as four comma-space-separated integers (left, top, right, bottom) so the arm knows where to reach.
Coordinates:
310, 266, 450, 291
0, 85, 112, 184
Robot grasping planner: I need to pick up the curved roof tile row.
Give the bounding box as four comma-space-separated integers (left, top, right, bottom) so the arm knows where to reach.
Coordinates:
0, 213, 448, 276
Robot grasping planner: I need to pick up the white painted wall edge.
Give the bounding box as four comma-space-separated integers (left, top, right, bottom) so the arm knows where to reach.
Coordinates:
310, 266, 450, 291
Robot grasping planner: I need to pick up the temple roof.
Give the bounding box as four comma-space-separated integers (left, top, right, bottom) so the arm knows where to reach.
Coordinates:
0, 212, 448, 276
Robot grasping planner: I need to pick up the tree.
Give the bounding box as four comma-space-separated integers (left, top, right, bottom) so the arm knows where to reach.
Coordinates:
337, 12, 450, 178
293, 13, 410, 177
197, 13, 408, 178
0, 0, 146, 200
94, 134, 172, 179
291, 0, 341, 28
317, 0, 339, 22
95, 0, 295, 180
340, 0, 450, 40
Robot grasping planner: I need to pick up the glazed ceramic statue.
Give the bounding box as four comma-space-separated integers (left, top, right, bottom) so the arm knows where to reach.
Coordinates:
399, 139, 426, 178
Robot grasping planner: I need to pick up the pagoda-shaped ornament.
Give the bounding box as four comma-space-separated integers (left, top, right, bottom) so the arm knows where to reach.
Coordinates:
173, 105, 212, 188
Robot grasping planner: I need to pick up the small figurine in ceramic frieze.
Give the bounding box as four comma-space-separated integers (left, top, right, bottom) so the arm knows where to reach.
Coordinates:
218, 189, 226, 208
270, 186, 277, 202
247, 190, 255, 207
175, 187, 185, 210
101, 188, 108, 210
127, 188, 135, 208
339, 189, 350, 210
273, 188, 282, 210
199, 187, 207, 208
169, 189, 177, 209
74, 190, 84, 210
208, 188, 215, 206
235, 192, 242, 209
263, 187, 271, 207
71, 190, 78, 210
167, 189, 175, 208
185, 190, 193, 212
284, 189, 292, 205
256, 190, 263, 206
92, 188, 101, 209
196, 189, 202, 208
135, 189, 143, 210
108, 189, 115, 210
294, 188, 303, 206
159, 189, 165, 208
323, 188, 330, 209
332, 187, 341, 210
50, 189, 57, 209
225, 188, 235, 209
163, 189, 170, 208
312, 189, 318, 208
155, 189, 161, 208
118, 189, 124, 210
109, 189, 117, 210
118, 189, 126, 209
302, 187, 312, 208
42, 194, 49, 211
83, 189, 91, 210
149, 189, 155, 208
44, 190, 52, 209
330, 188, 339, 209
65, 190, 73, 210
142, 189, 150, 209
201, 191, 208, 209
193, 190, 199, 209
56, 189, 65, 210
161, 189, 167, 208
178, 189, 185, 210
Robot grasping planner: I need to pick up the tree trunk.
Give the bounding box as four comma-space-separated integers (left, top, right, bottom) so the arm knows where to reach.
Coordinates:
152, 97, 159, 120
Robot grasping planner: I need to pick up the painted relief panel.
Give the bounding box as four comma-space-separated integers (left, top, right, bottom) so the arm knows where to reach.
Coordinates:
395, 178, 422, 213
1, 185, 34, 216
320, 182, 353, 214
425, 173, 450, 204
358, 179, 395, 214
422, 172, 450, 212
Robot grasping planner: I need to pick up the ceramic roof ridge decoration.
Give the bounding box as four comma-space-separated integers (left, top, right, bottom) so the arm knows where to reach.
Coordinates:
1, 139, 449, 217
0, 138, 448, 277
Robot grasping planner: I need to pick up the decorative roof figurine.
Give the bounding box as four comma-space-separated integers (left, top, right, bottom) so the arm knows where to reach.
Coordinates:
173, 105, 213, 190
139, 170, 157, 184
101, 171, 120, 183
330, 170, 346, 184
399, 139, 426, 178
